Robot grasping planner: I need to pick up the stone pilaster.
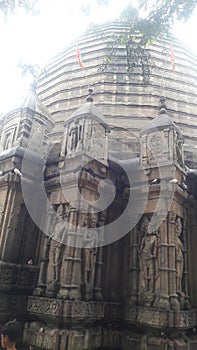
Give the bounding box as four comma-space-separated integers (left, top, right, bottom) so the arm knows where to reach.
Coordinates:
154, 215, 169, 309
34, 207, 55, 296
128, 226, 138, 306
69, 210, 83, 300
168, 212, 179, 310
182, 215, 190, 309
0, 176, 23, 262
58, 208, 81, 299
93, 211, 106, 301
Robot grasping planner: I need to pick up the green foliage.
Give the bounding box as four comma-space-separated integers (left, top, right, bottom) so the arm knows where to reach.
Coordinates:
99, 1, 197, 83
98, 6, 155, 83
17, 61, 43, 79
139, 0, 197, 22
0, 0, 39, 16
0, 0, 109, 17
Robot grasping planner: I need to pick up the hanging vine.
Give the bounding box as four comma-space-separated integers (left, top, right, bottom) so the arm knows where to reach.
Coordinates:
97, 5, 158, 84
96, 1, 197, 84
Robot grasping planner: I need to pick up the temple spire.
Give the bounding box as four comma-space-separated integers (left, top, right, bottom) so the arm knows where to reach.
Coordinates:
159, 96, 168, 115
28, 79, 37, 93
87, 88, 93, 103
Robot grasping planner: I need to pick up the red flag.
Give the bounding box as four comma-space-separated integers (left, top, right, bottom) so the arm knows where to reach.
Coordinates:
76, 45, 84, 68
170, 45, 175, 73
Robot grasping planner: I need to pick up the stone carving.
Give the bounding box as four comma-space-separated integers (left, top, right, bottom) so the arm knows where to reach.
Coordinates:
0, 264, 13, 287
70, 125, 79, 151
82, 212, 98, 301
147, 132, 168, 165
57, 207, 82, 300
125, 306, 170, 328
174, 131, 184, 167
93, 212, 105, 301
138, 215, 159, 305
45, 204, 67, 296
4, 132, 13, 150
28, 296, 63, 317
67, 121, 84, 156
69, 301, 104, 319
175, 216, 184, 294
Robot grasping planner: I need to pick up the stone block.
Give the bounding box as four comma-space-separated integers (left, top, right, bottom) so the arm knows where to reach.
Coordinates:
190, 341, 197, 350
121, 337, 140, 350
173, 339, 188, 350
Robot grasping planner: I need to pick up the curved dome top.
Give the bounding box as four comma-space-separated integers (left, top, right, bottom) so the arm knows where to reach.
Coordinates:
37, 21, 197, 166
65, 101, 109, 131
140, 96, 181, 135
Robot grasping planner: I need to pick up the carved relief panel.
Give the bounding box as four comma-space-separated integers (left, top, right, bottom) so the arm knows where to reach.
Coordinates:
137, 215, 160, 306
66, 120, 85, 157
173, 130, 184, 167
45, 203, 69, 297
140, 127, 175, 167
34, 203, 69, 298
63, 117, 108, 164
173, 215, 189, 309
82, 211, 98, 301
146, 131, 169, 165
134, 213, 189, 310
0, 126, 18, 151
0, 110, 21, 152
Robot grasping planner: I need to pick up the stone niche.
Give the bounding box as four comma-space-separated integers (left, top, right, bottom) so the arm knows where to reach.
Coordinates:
0, 110, 21, 152
140, 97, 184, 170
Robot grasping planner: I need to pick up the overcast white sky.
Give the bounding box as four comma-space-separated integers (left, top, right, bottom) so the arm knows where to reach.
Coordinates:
0, 0, 196, 114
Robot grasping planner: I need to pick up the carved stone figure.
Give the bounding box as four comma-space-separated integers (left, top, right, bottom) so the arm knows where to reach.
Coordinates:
70, 126, 78, 151
46, 204, 66, 296
175, 216, 184, 293
147, 132, 167, 165
82, 212, 98, 300
138, 216, 158, 297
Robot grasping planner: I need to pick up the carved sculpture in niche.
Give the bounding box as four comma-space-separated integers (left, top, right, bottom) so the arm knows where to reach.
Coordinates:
82, 211, 98, 301
147, 132, 168, 165
45, 204, 68, 296
174, 131, 184, 167
66, 120, 86, 156
4, 132, 12, 150
70, 126, 78, 151
68, 122, 82, 152
176, 141, 183, 166
174, 216, 184, 294
138, 215, 159, 306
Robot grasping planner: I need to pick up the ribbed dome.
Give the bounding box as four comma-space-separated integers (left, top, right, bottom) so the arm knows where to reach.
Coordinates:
37, 21, 197, 166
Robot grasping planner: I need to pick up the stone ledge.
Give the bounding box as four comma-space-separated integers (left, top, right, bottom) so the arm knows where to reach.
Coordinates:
27, 297, 124, 322
125, 306, 197, 329
27, 296, 105, 320
27, 297, 197, 330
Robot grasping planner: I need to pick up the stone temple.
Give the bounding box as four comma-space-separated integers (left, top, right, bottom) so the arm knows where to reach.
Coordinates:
0, 20, 197, 350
